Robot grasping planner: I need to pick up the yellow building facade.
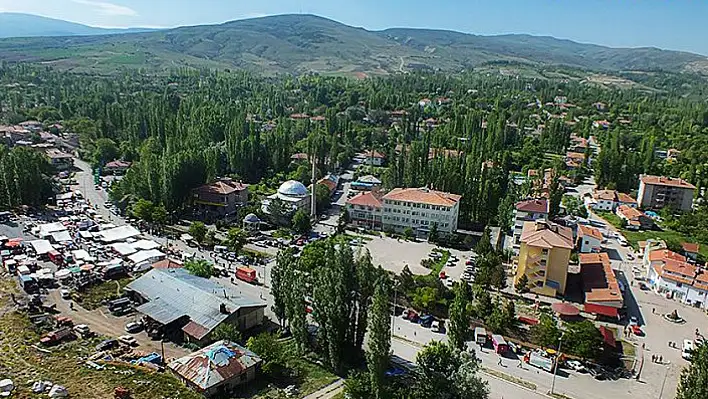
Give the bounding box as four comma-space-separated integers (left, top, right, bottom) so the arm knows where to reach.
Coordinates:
515, 220, 573, 297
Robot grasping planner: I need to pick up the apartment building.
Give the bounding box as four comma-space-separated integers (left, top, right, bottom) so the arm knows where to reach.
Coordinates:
512, 199, 549, 253
637, 175, 695, 211
647, 253, 708, 309
346, 191, 383, 230
380, 187, 461, 237
192, 178, 249, 218
515, 220, 574, 297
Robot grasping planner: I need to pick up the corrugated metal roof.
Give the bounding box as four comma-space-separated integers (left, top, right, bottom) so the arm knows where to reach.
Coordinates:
127, 269, 265, 337
168, 340, 261, 391
135, 299, 185, 325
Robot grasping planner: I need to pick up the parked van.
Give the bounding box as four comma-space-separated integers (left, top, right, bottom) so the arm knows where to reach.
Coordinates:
474, 327, 487, 345
682, 340, 694, 360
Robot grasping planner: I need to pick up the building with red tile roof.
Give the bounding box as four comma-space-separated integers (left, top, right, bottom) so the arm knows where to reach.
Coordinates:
638, 175, 695, 211
515, 220, 573, 297
579, 253, 623, 318
513, 199, 549, 254
615, 205, 652, 230
346, 192, 383, 230
381, 187, 462, 236
192, 178, 249, 218
577, 225, 603, 253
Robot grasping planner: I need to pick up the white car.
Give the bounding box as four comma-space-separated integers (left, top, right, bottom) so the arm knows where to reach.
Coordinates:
566, 360, 587, 373
626, 253, 635, 261
60, 289, 71, 299
118, 335, 138, 347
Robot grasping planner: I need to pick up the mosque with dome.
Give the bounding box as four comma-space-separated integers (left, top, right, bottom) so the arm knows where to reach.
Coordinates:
261, 180, 311, 221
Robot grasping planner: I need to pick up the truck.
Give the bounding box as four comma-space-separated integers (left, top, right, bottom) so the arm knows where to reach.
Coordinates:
526, 350, 555, 372
491, 334, 509, 354
19, 275, 39, 294
474, 327, 487, 346
236, 266, 257, 284
107, 297, 132, 314
40, 327, 75, 346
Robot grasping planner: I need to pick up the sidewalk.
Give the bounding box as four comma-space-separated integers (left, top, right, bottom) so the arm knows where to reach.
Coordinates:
303, 379, 344, 399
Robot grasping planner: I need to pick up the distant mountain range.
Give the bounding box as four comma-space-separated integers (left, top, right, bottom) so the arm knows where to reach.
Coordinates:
0, 13, 706, 76
0, 13, 158, 38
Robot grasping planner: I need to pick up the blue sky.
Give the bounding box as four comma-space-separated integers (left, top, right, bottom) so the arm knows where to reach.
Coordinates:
1, 0, 706, 55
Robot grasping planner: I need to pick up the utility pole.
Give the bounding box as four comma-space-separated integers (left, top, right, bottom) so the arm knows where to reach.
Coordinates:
311, 156, 317, 218
550, 333, 564, 395
658, 365, 670, 399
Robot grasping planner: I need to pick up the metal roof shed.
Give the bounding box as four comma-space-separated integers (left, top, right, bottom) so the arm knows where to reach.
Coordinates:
29, 240, 54, 255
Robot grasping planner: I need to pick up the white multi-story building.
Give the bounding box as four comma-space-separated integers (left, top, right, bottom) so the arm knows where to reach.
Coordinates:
380, 187, 461, 237
513, 199, 549, 253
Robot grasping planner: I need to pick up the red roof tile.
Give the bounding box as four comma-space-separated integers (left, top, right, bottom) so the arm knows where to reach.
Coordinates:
347, 192, 382, 208
682, 242, 700, 253
640, 175, 696, 190
515, 199, 548, 213
579, 253, 623, 305
383, 187, 461, 207
578, 224, 603, 241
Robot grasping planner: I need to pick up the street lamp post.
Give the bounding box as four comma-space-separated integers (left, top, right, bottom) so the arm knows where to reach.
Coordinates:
551, 332, 564, 395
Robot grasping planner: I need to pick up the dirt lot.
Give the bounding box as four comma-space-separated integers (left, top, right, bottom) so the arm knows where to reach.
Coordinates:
0, 278, 199, 399
48, 289, 188, 360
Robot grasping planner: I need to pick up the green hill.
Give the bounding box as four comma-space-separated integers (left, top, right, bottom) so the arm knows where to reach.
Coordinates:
0, 14, 705, 75
0, 12, 157, 38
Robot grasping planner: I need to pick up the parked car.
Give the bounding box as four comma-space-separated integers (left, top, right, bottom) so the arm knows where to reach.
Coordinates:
119, 335, 138, 347
629, 316, 638, 326
73, 324, 92, 337
626, 253, 634, 261
60, 289, 71, 299
566, 360, 587, 373
631, 325, 644, 336
125, 322, 143, 334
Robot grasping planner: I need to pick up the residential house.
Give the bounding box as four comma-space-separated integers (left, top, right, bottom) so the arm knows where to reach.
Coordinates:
126, 268, 266, 345
19, 120, 42, 132
666, 149, 681, 162
44, 148, 74, 171
103, 160, 131, 175
512, 198, 549, 253
418, 98, 432, 107
590, 190, 637, 211
637, 175, 695, 211
579, 253, 624, 318
346, 191, 383, 230
577, 224, 603, 253
381, 187, 461, 237
351, 175, 382, 191
682, 243, 700, 262
316, 174, 339, 196
363, 150, 386, 166
647, 258, 708, 308
616, 205, 652, 230
592, 120, 611, 129
168, 340, 262, 397
569, 136, 589, 153
515, 220, 574, 297
192, 178, 248, 219
565, 152, 585, 167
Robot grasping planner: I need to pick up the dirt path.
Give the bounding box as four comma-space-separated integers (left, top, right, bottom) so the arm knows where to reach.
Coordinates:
48, 290, 188, 360
302, 379, 344, 399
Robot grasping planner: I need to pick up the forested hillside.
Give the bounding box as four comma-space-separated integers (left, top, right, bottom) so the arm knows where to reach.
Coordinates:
0, 14, 706, 75
2, 63, 708, 232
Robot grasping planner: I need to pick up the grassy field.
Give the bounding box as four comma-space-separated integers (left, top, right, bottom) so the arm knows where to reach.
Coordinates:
0, 279, 201, 399
595, 211, 708, 257
74, 277, 133, 310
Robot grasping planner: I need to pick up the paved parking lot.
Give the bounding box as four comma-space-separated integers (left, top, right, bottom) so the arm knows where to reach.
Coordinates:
362, 235, 471, 276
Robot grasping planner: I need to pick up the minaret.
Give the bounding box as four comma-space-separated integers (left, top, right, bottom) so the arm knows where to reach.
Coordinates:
311, 155, 317, 218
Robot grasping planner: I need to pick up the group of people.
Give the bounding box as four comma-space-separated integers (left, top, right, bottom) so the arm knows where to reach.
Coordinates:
651, 354, 663, 364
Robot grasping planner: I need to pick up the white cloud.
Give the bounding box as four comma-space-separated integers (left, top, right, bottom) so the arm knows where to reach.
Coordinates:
70, 0, 137, 17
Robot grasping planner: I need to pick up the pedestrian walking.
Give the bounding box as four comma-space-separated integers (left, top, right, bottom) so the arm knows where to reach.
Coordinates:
659, 355, 663, 364
652, 307, 655, 314
498, 358, 503, 366
652, 354, 656, 363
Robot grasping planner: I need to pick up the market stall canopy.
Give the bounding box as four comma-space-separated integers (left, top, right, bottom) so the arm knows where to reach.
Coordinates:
551, 302, 581, 316
128, 249, 165, 265
180, 234, 194, 242
29, 240, 54, 255
132, 239, 160, 251
50, 230, 72, 243
72, 249, 92, 261
112, 243, 137, 256
97, 225, 140, 243
55, 269, 71, 279
38, 222, 66, 237
78, 231, 93, 239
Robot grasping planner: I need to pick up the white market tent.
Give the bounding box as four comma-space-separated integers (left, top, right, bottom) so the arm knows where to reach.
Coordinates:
128, 249, 165, 265
180, 233, 194, 242
112, 242, 137, 256
50, 230, 72, 243
98, 225, 140, 243
132, 239, 160, 251
72, 249, 92, 261
56, 192, 73, 201
78, 231, 93, 239
29, 240, 54, 255
55, 269, 71, 280
37, 222, 66, 238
